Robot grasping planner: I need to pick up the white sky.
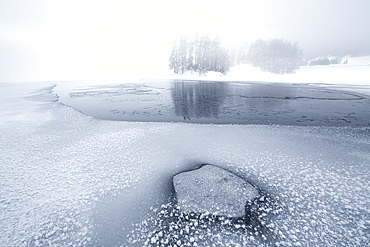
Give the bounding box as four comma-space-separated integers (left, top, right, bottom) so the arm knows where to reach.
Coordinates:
1, 0, 370, 82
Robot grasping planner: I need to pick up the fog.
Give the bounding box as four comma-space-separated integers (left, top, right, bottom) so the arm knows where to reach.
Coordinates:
1, 2, 370, 246
1, 0, 370, 81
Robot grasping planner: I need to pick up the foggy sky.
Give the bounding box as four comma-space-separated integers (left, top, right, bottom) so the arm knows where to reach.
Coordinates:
1, 0, 370, 82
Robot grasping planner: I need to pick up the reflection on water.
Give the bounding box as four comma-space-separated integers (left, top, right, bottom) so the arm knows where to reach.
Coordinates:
171, 81, 229, 120
54, 80, 368, 126
170, 82, 298, 120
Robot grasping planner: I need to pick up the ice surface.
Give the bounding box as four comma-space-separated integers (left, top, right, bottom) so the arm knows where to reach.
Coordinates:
1, 80, 370, 246
53, 80, 370, 127
173, 165, 259, 217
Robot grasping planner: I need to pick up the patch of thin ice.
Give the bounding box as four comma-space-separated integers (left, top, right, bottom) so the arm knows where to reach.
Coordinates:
173, 165, 259, 217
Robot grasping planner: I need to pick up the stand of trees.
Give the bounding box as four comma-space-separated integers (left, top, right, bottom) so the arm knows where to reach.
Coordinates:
246, 39, 303, 74
169, 35, 230, 75
169, 36, 303, 75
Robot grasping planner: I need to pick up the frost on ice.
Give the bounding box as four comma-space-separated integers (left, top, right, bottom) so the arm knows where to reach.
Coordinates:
127, 166, 279, 246
173, 164, 259, 217
1, 81, 370, 246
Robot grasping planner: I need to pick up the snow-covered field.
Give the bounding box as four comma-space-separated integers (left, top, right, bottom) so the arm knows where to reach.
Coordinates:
1, 59, 370, 246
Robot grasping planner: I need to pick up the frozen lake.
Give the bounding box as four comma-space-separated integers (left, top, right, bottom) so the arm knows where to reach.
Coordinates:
1, 81, 370, 246
54, 80, 370, 126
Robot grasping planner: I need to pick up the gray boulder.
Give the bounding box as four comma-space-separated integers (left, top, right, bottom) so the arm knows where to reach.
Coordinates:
173, 165, 259, 218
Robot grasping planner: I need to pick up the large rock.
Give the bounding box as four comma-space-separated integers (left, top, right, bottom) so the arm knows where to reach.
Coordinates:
173, 165, 259, 218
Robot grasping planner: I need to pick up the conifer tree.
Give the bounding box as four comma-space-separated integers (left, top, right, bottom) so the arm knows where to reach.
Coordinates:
179, 36, 188, 74
169, 39, 179, 73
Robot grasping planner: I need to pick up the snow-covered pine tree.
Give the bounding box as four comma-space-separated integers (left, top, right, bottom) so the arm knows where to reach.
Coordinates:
179, 36, 188, 74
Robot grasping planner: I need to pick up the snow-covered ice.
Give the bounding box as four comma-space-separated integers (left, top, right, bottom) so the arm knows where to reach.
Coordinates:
1, 59, 370, 246
173, 165, 259, 217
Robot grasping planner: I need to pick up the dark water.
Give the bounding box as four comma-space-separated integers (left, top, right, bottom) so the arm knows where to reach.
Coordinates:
57, 80, 370, 126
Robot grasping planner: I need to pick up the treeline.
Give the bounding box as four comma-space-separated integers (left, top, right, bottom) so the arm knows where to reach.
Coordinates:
244, 39, 303, 74
169, 36, 304, 75
169, 35, 230, 75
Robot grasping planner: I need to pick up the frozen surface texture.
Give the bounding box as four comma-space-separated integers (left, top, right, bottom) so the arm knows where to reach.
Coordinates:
173, 165, 259, 217
1, 81, 370, 246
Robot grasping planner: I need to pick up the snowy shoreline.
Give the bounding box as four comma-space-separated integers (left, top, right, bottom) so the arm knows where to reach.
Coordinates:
49, 56, 370, 99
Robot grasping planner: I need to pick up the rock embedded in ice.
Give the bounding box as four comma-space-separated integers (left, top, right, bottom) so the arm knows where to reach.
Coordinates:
173, 165, 259, 218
